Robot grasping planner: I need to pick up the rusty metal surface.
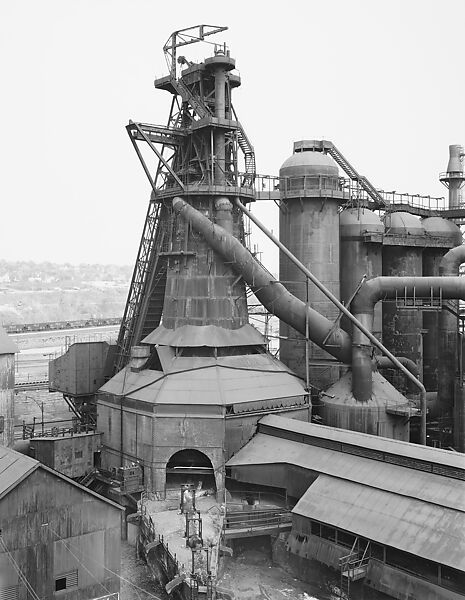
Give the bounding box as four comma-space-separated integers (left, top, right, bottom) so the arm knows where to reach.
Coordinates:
0, 445, 123, 510
293, 474, 465, 571
0, 446, 37, 500
142, 323, 265, 347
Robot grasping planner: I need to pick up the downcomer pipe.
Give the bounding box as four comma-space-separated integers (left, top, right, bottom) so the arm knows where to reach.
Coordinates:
231, 199, 430, 445
439, 244, 465, 448
171, 197, 352, 363
173, 196, 429, 443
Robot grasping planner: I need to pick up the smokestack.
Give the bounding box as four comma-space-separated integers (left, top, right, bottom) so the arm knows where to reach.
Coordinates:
440, 144, 465, 209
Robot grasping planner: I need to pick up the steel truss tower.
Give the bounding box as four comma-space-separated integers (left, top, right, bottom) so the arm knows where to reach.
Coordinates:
114, 25, 256, 372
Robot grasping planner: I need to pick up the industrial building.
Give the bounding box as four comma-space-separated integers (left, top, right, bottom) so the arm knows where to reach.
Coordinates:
0, 445, 123, 599
227, 415, 465, 600
0, 326, 18, 448
40, 24, 465, 599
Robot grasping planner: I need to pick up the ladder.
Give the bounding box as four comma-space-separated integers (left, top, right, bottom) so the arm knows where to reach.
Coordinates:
339, 538, 371, 599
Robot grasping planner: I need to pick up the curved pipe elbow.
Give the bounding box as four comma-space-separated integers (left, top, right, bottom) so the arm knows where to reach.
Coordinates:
440, 244, 465, 276
352, 274, 465, 317
375, 355, 419, 378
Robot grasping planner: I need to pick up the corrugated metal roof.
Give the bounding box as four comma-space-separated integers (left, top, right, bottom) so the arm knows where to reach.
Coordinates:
0, 446, 123, 510
101, 361, 306, 407
226, 433, 465, 512
0, 446, 37, 499
142, 323, 265, 347
256, 414, 465, 471
293, 475, 465, 571
0, 327, 19, 354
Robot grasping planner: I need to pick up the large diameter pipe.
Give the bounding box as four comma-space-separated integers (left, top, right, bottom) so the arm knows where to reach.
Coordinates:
352, 276, 465, 314
440, 244, 465, 275
352, 276, 465, 400
440, 245, 465, 450
172, 197, 352, 363
375, 356, 419, 378
232, 198, 428, 445
352, 275, 465, 441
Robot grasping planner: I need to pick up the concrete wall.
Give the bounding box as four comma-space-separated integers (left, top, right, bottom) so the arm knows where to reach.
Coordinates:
0, 467, 121, 600
151, 404, 225, 497
30, 432, 102, 478
99, 392, 309, 498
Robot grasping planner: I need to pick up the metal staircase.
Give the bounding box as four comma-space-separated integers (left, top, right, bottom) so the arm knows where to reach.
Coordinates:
327, 144, 386, 209
114, 201, 165, 372
78, 468, 98, 487
170, 76, 256, 185
138, 261, 168, 342
170, 76, 211, 119
116, 26, 257, 374
237, 124, 256, 185
308, 140, 386, 209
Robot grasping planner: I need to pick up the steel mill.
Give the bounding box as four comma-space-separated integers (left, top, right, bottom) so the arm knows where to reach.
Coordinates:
4, 24, 464, 600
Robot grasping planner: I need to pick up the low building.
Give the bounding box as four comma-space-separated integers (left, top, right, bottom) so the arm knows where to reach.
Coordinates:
29, 431, 103, 479
98, 333, 308, 500
227, 415, 465, 600
0, 445, 123, 599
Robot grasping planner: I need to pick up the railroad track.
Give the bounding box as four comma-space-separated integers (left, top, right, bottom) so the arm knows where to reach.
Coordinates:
15, 380, 49, 391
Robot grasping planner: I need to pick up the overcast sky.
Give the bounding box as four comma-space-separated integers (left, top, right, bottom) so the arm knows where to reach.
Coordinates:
1, 0, 464, 273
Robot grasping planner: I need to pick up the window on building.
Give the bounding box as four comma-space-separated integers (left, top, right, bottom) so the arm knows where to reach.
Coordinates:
370, 542, 384, 561
74, 450, 83, 459
441, 565, 465, 594
55, 570, 78, 591
385, 547, 438, 583
310, 521, 321, 536
0, 416, 4, 434
321, 525, 336, 542
336, 530, 355, 548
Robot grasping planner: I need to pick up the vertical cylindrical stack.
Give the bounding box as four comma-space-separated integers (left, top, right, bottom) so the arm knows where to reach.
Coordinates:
279, 142, 343, 390
440, 144, 465, 209
422, 217, 462, 395
160, 50, 251, 333
339, 208, 384, 339
0, 328, 18, 448
382, 212, 425, 381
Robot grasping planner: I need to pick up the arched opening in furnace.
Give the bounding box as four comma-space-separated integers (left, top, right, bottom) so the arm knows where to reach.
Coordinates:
166, 449, 216, 497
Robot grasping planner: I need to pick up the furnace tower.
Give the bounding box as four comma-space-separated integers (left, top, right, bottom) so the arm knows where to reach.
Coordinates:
98, 27, 308, 497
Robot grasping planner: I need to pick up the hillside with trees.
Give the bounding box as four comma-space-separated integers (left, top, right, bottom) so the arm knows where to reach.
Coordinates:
0, 260, 132, 324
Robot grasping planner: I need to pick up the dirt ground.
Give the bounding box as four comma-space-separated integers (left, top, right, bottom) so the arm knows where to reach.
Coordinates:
120, 540, 168, 600
219, 550, 335, 600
